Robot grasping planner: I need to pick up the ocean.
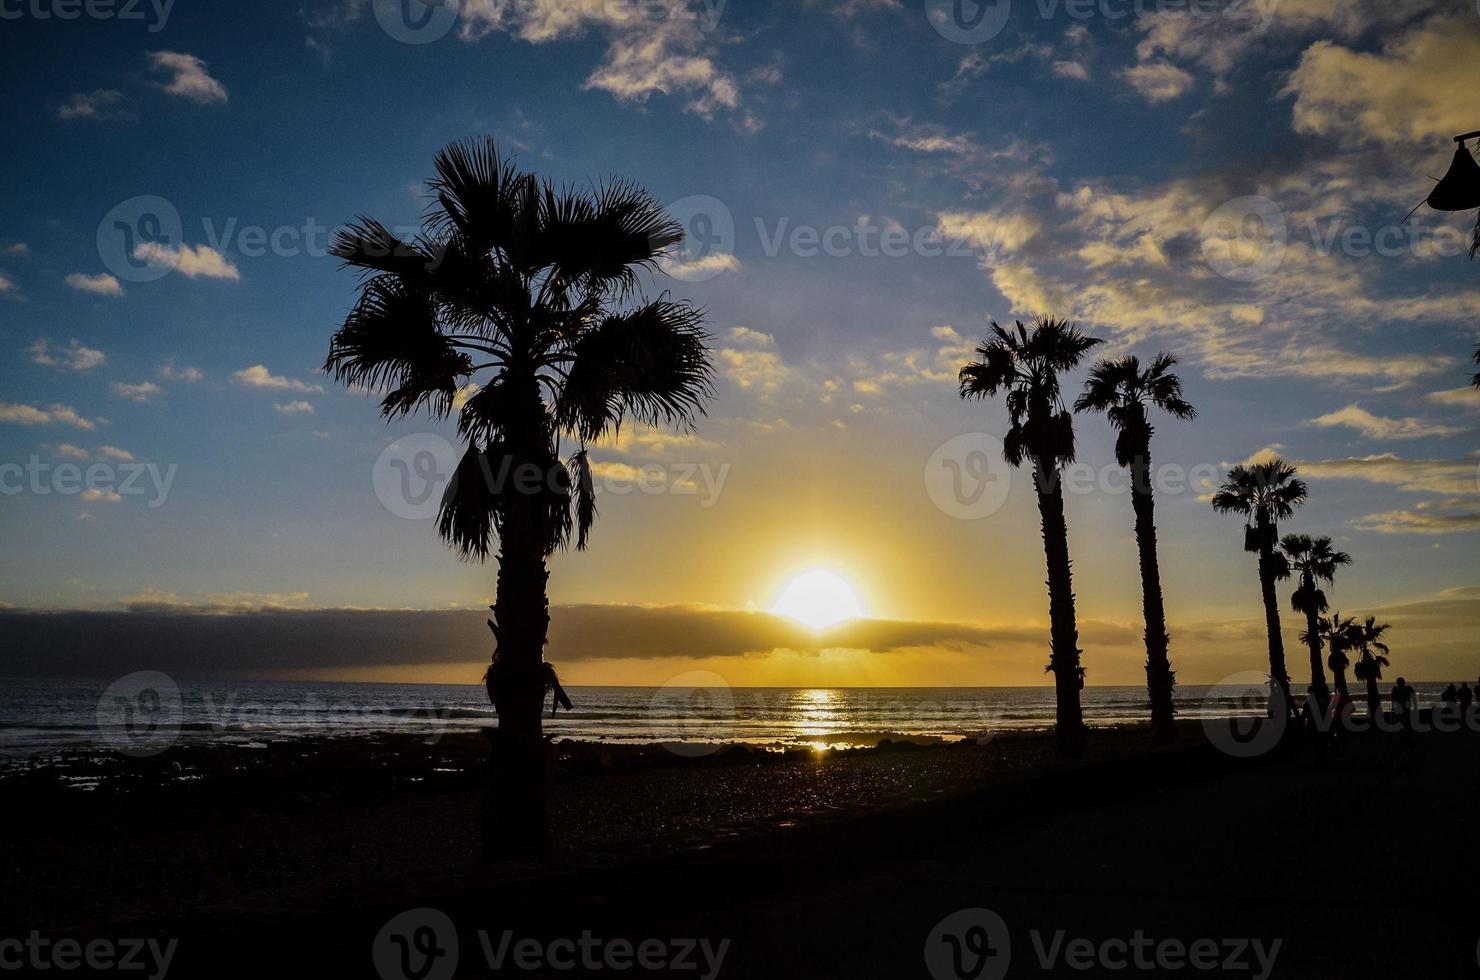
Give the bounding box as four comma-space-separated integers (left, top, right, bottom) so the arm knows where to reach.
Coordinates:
0, 677, 1456, 761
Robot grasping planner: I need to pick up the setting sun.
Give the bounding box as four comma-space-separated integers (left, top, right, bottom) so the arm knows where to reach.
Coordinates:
770, 570, 866, 630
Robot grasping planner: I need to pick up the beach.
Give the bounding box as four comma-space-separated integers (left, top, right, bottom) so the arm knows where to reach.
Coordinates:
4, 720, 1476, 976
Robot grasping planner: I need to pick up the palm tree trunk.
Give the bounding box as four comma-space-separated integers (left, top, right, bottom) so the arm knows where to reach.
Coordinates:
1255, 528, 1291, 717
1129, 452, 1174, 744
1365, 673, 1381, 725
483, 380, 554, 859
1034, 461, 1087, 758
1303, 606, 1329, 708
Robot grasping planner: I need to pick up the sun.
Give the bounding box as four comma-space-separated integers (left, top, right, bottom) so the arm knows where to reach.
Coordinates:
770, 569, 865, 630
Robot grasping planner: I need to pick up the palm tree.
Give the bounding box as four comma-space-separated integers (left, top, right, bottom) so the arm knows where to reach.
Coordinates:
1075, 353, 1195, 744
1279, 535, 1352, 709
1315, 612, 1356, 697
1211, 459, 1307, 714
1350, 617, 1392, 724
961, 317, 1103, 758
1470, 344, 1479, 388
326, 137, 714, 854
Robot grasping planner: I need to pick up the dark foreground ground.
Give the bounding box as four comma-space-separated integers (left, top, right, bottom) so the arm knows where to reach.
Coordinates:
3, 722, 1477, 978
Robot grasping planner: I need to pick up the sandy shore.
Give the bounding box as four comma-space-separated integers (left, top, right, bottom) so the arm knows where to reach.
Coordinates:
3, 722, 1476, 976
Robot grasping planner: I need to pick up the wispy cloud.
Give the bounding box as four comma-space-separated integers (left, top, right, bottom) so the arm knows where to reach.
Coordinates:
1310, 404, 1461, 440
132, 242, 239, 280
65, 272, 124, 296
273, 400, 315, 415
148, 51, 229, 105
112, 381, 164, 403
0, 403, 98, 430
57, 89, 133, 122
30, 339, 107, 373
234, 365, 324, 393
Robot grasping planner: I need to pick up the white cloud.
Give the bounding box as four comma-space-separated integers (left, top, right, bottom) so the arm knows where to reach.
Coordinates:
1052, 61, 1089, 81
57, 90, 132, 122
274, 400, 315, 415
81, 489, 124, 503
1310, 404, 1462, 440
112, 382, 163, 403
0, 403, 97, 430
148, 51, 229, 105
2, 243, 27, 257
1426, 387, 1480, 409
96, 445, 135, 462
0, 273, 14, 294
65, 273, 124, 296
1120, 61, 1194, 103
132, 242, 239, 281
30, 339, 107, 373
233, 365, 324, 393
52, 444, 89, 460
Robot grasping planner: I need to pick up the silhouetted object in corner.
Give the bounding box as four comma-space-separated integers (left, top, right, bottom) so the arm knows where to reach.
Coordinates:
1280, 535, 1352, 717
1211, 459, 1308, 718
960, 317, 1103, 759
1075, 352, 1195, 745
326, 136, 714, 857
1410, 131, 1480, 259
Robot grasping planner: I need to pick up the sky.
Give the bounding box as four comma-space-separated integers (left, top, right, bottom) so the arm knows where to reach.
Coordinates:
1, 0, 1478, 686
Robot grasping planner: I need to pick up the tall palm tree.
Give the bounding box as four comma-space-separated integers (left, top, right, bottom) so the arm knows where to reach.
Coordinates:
1211, 459, 1307, 714
1075, 353, 1195, 744
1349, 617, 1392, 723
1470, 344, 1479, 388
326, 138, 713, 854
1279, 535, 1352, 709
961, 317, 1102, 758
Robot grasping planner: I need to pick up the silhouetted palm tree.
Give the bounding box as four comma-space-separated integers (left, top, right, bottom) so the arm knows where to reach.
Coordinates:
1211, 459, 1307, 713
1280, 535, 1351, 709
326, 137, 713, 854
1350, 617, 1392, 723
1311, 612, 1356, 697
961, 317, 1102, 758
1075, 353, 1195, 744
1471, 344, 1479, 388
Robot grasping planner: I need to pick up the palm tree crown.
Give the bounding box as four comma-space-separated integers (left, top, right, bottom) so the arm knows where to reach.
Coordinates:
1350, 618, 1393, 680
1073, 352, 1196, 466
325, 137, 714, 560
960, 318, 1103, 470
1281, 535, 1352, 618
1211, 458, 1308, 555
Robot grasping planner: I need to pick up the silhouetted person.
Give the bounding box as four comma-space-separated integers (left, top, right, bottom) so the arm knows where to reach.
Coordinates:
1441, 683, 1458, 725
1392, 677, 1415, 742
1458, 683, 1473, 725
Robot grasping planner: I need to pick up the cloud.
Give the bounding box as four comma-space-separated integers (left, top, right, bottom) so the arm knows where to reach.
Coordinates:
1309, 404, 1461, 440
2, 243, 27, 257
1353, 503, 1480, 535
132, 242, 239, 280
0, 403, 97, 430
159, 362, 204, 383
0, 273, 14, 294
29, 339, 107, 372
96, 445, 135, 461
1283, 16, 1480, 149
233, 365, 324, 393
112, 381, 163, 403
662, 252, 741, 280
274, 400, 315, 415
65, 273, 124, 296
456, 0, 739, 119
717, 327, 792, 394
1120, 61, 1194, 103
1052, 61, 1089, 81
57, 89, 132, 122
81, 489, 123, 503
1297, 453, 1479, 496
52, 444, 89, 460
147, 51, 229, 105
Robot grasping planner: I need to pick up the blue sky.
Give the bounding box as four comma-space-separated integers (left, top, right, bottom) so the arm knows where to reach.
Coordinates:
1, 0, 1477, 682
